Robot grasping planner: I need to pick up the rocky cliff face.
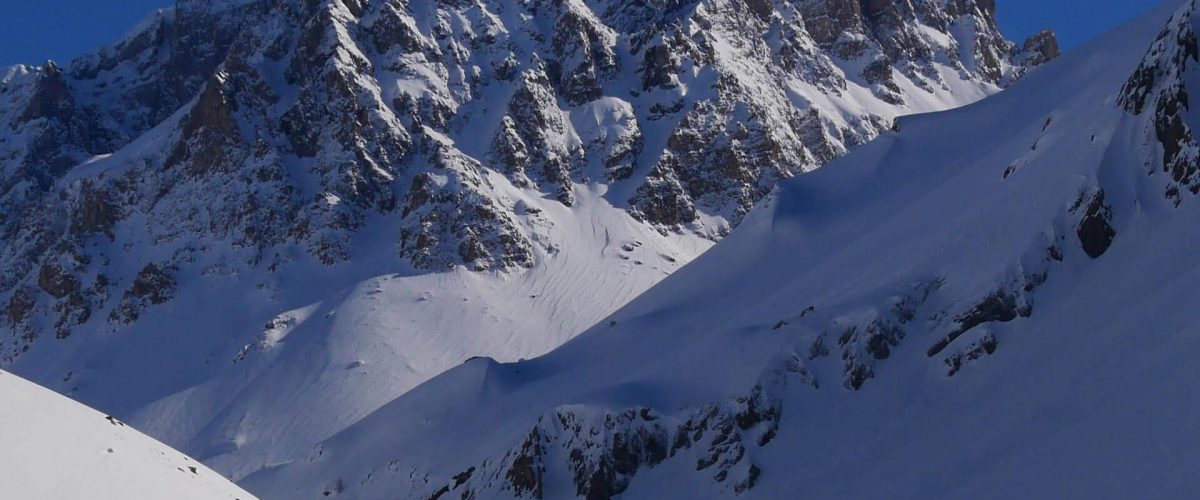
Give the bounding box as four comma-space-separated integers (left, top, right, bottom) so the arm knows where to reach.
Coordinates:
0, 0, 1054, 357
1120, 0, 1200, 205
0, 0, 1053, 480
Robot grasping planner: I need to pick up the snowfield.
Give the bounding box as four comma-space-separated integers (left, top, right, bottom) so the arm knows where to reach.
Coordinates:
0, 370, 254, 500
243, 2, 1200, 498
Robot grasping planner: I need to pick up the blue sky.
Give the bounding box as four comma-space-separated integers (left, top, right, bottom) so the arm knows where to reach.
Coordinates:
0, 0, 1170, 68
997, 0, 1162, 50
1, 1, 172, 67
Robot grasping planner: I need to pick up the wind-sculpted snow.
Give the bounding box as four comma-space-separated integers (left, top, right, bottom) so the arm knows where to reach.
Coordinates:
247, 3, 1200, 498
1, 0, 1051, 485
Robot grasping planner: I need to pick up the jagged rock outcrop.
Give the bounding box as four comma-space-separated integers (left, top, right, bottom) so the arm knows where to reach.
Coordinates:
627, 0, 1055, 229
373, 356, 810, 500
1022, 29, 1062, 65
491, 61, 582, 205
1121, 1, 1200, 205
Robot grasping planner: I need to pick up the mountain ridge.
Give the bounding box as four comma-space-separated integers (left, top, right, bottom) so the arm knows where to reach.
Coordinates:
242, 2, 1198, 498
1, 0, 1055, 485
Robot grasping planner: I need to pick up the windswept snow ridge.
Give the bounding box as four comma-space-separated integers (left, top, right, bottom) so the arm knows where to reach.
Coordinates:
245, 2, 1200, 498
0, 369, 254, 500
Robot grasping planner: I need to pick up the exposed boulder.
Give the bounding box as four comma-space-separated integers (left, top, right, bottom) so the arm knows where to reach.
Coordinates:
1022, 29, 1062, 65
1075, 191, 1116, 259
109, 263, 176, 325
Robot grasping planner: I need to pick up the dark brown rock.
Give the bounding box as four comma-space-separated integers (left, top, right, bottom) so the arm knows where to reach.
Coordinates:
38, 263, 80, 299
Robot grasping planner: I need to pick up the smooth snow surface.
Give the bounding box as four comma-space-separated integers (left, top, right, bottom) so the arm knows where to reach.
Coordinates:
0, 370, 254, 500
246, 2, 1200, 498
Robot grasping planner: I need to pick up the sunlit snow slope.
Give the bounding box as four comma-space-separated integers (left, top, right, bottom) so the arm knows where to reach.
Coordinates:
0, 370, 254, 500
246, 2, 1200, 498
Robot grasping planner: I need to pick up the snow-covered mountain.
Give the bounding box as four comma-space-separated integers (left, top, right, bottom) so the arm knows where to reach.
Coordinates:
0, 0, 1053, 482
0, 369, 254, 499
241, 2, 1200, 498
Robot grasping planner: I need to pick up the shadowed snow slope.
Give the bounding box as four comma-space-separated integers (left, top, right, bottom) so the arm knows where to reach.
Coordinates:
0, 370, 254, 500
245, 2, 1200, 498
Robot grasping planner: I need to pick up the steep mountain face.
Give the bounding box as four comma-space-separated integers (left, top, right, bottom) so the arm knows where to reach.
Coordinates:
1120, 0, 1200, 204
0, 369, 254, 499
243, 3, 1200, 499
0, 0, 1052, 482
